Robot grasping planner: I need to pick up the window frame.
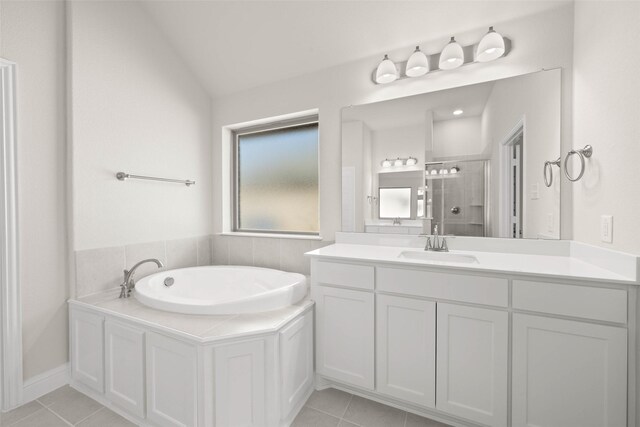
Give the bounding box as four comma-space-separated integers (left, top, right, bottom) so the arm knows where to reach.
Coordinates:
231, 115, 320, 236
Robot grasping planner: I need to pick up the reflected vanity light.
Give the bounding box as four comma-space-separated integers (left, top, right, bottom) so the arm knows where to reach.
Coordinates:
450, 166, 460, 174
430, 170, 438, 175
381, 156, 418, 168
371, 27, 510, 84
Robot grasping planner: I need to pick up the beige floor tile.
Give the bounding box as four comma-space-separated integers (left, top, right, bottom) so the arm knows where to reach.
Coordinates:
342, 396, 406, 427
37, 386, 103, 425
77, 408, 136, 427
405, 413, 452, 427
305, 389, 352, 418
9, 409, 68, 427
0, 401, 44, 426
292, 407, 341, 427
337, 420, 359, 427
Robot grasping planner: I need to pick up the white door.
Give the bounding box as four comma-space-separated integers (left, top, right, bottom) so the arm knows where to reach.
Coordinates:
436, 303, 508, 427
376, 295, 435, 407
280, 312, 314, 419
105, 321, 145, 418
146, 332, 198, 427
313, 286, 374, 389
70, 309, 104, 393
512, 314, 627, 427
214, 339, 267, 427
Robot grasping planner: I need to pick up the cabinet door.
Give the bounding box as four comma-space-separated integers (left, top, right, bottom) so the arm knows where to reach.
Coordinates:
376, 295, 435, 407
105, 321, 145, 418
70, 309, 104, 393
313, 286, 374, 389
214, 340, 266, 427
512, 314, 627, 427
436, 303, 508, 427
280, 312, 314, 419
146, 333, 198, 427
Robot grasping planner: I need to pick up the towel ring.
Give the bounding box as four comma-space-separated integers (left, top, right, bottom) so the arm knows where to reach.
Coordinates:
563, 145, 593, 182
543, 157, 561, 187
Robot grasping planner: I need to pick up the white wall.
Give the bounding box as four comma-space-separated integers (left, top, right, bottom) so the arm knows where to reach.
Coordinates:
70, 0, 213, 251
433, 116, 483, 159
211, 4, 575, 242
483, 70, 561, 239
572, 1, 640, 255
0, 0, 68, 380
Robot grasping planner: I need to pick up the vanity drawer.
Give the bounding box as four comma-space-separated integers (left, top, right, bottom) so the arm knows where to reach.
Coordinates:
313, 261, 374, 290
377, 267, 508, 307
512, 280, 627, 323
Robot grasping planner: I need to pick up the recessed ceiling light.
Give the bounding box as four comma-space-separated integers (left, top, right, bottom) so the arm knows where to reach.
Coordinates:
453, 109, 464, 116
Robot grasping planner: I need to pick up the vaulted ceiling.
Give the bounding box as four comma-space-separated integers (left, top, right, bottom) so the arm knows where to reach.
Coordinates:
140, 1, 570, 97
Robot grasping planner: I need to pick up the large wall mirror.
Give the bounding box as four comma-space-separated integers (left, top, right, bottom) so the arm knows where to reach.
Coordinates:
341, 69, 561, 239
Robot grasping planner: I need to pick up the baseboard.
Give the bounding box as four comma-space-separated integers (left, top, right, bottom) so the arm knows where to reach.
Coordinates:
22, 363, 70, 404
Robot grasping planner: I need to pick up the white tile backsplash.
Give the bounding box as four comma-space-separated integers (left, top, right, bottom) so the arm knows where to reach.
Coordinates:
212, 235, 332, 276
75, 246, 125, 297
75, 235, 212, 297
166, 238, 198, 269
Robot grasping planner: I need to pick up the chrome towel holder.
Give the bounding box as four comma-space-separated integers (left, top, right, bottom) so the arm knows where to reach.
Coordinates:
563, 145, 593, 182
543, 157, 561, 187
116, 172, 195, 187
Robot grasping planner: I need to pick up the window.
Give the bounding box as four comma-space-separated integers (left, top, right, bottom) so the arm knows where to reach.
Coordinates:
233, 116, 319, 235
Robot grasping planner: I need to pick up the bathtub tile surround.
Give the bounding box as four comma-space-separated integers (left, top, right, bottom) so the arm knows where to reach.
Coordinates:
211, 234, 331, 275
74, 235, 212, 298
0, 385, 133, 427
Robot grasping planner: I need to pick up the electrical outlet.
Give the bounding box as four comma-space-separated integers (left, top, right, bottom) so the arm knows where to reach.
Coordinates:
601, 215, 613, 243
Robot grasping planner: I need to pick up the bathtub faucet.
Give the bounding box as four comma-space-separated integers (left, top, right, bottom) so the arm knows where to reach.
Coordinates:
119, 258, 164, 298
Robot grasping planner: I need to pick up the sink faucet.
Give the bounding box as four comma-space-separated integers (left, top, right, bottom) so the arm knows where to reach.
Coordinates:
119, 258, 164, 298
423, 225, 448, 252
393, 217, 402, 225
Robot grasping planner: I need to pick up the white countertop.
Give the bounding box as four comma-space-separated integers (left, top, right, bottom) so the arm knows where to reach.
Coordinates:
70, 289, 314, 343
306, 243, 639, 285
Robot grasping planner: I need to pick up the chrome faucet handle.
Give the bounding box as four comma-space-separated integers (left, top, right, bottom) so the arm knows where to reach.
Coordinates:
441, 237, 449, 252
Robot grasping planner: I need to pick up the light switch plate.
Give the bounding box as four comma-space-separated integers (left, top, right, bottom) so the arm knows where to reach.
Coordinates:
601, 215, 613, 243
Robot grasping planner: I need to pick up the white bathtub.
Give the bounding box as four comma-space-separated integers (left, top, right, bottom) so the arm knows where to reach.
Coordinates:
134, 266, 307, 315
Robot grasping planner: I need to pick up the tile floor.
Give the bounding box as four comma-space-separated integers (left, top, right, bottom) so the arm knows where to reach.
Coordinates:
293, 388, 452, 427
0, 386, 134, 427
1, 385, 451, 427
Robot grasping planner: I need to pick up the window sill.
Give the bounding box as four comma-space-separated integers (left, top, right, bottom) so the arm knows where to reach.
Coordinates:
219, 232, 324, 241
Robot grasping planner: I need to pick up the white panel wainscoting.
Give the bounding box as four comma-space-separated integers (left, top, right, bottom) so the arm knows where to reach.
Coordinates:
70, 309, 104, 394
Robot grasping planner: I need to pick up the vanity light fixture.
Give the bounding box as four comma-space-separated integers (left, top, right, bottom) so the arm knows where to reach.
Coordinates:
370, 27, 510, 84
430, 170, 438, 175
394, 158, 404, 167
375, 55, 398, 84
405, 46, 429, 77
476, 26, 506, 62
439, 37, 464, 70
381, 159, 392, 168
453, 109, 464, 116
450, 166, 460, 174
406, 157, 418, 166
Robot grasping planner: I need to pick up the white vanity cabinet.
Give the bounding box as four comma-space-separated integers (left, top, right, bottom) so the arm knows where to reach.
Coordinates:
512, 314, 627, 427
312, 284, 374, 389
436, 303, 508, 427
105, 321, 146, 418
310, 254, 633, 427
376, 294, 435, 407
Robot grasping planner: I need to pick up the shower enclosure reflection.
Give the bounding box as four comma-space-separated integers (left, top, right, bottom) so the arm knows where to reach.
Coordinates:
341, 69, 561, 239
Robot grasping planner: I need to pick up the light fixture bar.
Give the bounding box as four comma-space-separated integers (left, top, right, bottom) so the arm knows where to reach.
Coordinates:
371, 38, 511, 85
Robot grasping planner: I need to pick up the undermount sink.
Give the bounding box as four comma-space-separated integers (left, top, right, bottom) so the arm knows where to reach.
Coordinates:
398, 250, 479, 264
